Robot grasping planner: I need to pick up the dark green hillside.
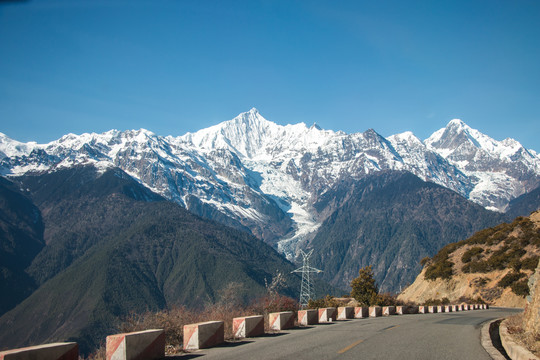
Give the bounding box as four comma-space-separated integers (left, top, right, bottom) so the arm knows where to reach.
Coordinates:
0, 166, 300, 354
310, 171, 505, 293
506, 184, 540, 220
0, 177, 44, 315
16, 166, 164, 285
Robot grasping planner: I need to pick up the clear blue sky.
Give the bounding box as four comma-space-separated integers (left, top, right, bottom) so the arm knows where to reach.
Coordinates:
1, 0, 539, 151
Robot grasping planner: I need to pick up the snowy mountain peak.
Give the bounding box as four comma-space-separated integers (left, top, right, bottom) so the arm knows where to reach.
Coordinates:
180, 108, 280, 158
447, 118, 467, 129
388, 131, 422, 145
0, 132, 38, 158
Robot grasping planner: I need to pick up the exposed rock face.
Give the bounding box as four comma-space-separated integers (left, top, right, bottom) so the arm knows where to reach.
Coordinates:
524, 257, 540, 335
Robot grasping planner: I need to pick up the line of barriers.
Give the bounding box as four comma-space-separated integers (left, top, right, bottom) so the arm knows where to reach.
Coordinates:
0, 304, 488, 360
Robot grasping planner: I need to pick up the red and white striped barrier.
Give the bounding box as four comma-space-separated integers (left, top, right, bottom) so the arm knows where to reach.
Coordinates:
298, 309, 318, 325
106, 329, 164, 360
418, 306, 428, 314
183, 321, 224, 350
383, 306, 396, 316
0, 343, 78, 360
233, 315, 264, 338
318, 307, 337, 323
369, 306, 382, 317
337, 307, 354, 320
269, 311, 295, 330
428, 306, 438, 313
354, 307, 369, 318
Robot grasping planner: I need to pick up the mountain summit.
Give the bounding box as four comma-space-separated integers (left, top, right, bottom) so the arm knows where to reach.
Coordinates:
426, 119, 540, 211
1, 110, 539, 256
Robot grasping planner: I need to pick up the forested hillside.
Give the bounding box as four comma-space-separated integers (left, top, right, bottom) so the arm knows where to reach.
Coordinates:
0, 166, 304, 354
310, 171, 506, 292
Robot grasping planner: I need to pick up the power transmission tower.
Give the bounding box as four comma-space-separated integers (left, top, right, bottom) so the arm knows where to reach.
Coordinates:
292, 249, 322, 309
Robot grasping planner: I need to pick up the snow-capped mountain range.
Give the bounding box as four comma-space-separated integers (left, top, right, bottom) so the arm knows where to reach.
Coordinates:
2, 108, 539, 259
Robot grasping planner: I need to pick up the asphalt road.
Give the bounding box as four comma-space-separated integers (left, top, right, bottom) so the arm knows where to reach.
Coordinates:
180, 307, 522, 360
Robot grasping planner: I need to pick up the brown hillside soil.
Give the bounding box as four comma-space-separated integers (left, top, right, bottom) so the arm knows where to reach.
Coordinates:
398, 211, 540, 307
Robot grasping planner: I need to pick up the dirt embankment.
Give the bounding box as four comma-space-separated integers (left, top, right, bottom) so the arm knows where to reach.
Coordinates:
398, 211, 540, 307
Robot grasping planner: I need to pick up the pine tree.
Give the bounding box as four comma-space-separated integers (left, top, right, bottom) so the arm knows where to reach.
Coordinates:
350, 265, 379, 306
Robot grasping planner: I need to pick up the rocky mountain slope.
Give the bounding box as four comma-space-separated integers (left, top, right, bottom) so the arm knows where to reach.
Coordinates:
398, 211, 540, 306
309, 171, 505, 292
2, 109, 539, 260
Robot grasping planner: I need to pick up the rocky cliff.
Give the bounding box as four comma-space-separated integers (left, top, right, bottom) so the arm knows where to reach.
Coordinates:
524, 258, 540, 335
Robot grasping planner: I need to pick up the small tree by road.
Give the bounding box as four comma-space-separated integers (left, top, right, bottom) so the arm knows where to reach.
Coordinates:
350, 265, 379, 306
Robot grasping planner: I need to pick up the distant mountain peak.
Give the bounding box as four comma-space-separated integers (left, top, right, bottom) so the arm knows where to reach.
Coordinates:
447, 118, 467, 128
310, 123, 322, 131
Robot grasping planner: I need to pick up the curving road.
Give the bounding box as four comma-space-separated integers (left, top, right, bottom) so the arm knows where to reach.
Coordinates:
181, 307, 521, 360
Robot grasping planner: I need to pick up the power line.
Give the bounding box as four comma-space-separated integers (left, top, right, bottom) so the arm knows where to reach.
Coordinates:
292, 249, 322, 309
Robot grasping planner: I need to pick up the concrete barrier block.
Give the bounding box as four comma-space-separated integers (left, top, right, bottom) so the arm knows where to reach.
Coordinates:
418, 306, 428, 314
298, 309, 318, 325
354, 307, 369, 318
106, 329, 164, 360
428, 306, 438, 313
437, 306, 445, 313
184, 321, 224, 350
369, 306, 382, 317
382, 306, 396, 316
450, 305, 458, 312
485, 304, 490, 309
269, 311, 295, 330
396, 306, 418, 315
337, 307, 354, 320
233, 315, 264, 338
318, 307, 337, 323
0, 343, 78, 360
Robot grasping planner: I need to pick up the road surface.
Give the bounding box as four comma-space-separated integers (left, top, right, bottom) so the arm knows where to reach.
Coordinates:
180, 307, 521, 360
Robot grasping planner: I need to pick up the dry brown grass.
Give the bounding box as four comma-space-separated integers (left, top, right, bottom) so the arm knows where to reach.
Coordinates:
84, 280, 298, 359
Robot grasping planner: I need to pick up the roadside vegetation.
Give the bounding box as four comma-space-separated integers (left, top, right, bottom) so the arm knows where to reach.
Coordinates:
421, 216, 540, 297
84, 273, 298, 360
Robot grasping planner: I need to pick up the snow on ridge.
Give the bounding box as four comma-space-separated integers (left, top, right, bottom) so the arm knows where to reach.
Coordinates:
2, 109, 540, 254
0, 132, 40, 157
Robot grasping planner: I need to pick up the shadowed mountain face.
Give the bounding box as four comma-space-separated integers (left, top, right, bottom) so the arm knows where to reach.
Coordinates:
0, 166, 302, 355
0, 177, 44, 315
310, 171, 506, 293
506, 184, 540, 220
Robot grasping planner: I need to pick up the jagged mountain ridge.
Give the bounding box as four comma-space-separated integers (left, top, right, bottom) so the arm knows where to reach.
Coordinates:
1, 109, 539, 258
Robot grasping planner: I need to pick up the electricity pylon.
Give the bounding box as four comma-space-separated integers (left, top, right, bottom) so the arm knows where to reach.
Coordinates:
292, 249, 322, 308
